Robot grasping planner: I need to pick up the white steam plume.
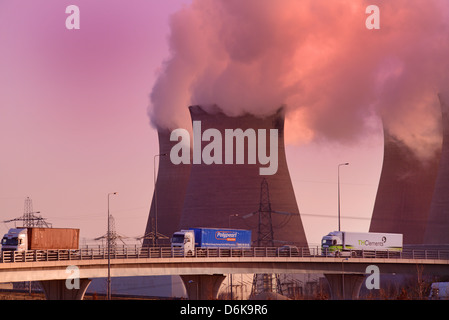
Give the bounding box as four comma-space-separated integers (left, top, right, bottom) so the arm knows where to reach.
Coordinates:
148, 0, 449, 159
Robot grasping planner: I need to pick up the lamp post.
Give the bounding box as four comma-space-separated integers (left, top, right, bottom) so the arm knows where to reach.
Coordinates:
228, 213, 238, 300
228, 214, 239, 228
338, 163, 349, 232
153, 153, 167, 246
107, 192, 117, 300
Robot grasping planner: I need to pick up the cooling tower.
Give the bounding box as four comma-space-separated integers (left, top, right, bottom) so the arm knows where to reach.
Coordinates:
178, 105, 308, 247
425, 94, 449, 244
369, 128, 441, 244
143, 128, 191, 246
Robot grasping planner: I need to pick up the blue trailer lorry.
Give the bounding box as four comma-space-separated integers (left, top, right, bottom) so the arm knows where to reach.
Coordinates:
171, 227, 252, 256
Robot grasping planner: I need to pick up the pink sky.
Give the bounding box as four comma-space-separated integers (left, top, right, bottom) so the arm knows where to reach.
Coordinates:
1, 1, 445, 246
0, 0, 189, 242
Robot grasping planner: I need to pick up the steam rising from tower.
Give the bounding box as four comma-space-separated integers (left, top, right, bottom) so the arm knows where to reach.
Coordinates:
149, 0, 449, 157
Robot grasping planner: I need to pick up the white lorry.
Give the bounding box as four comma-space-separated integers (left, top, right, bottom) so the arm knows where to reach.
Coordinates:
321, 231, 403, 257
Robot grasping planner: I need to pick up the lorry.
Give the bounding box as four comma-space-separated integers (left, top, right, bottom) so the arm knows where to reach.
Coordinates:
321, 231, 403, 257
171, 227, 252, 256
1, 227, 80, 252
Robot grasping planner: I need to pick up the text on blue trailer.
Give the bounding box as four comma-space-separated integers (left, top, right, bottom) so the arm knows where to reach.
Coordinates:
171, 227, 252, 256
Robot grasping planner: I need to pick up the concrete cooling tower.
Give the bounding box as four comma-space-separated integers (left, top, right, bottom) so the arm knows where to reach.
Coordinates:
369, 129, 441, 245
143, 129, 191, 246
178, 105, 308, 247
425, 94, 449, 244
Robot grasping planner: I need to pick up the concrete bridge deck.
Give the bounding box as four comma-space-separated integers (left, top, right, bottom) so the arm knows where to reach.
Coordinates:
1, 246, 448, 300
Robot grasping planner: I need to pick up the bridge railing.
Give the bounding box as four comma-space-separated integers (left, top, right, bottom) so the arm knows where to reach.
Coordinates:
2, 246, 449, 263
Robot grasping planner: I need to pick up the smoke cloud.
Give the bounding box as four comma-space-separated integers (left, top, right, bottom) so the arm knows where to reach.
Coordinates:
148, 0, 449, 159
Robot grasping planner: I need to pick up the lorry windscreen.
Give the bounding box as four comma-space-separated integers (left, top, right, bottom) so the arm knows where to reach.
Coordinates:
1, 237, 18, 245
322, 239, 335, 246
171, 235, 184, 244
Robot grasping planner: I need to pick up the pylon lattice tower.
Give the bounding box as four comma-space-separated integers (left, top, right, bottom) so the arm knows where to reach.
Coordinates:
108, 215, 118, 249
95, 215, 127, 249
251, 178, 283, 297
23, 197, 34, 227
23, 197, 52, 227
4, 197, 52, 228
256, 178, 274, 247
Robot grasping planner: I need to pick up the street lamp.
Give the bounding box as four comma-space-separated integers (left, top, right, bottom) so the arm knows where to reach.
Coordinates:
228, 213, 239, 300
338, 163, 349, 232
228, 214, 239, 228
154, 153, 167, 246
107, 192, 118, 300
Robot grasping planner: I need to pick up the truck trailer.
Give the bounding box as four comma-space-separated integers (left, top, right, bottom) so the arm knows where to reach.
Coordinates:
171, 227, 252, 256
1, 227, 80, 252
321, 231, 403, 257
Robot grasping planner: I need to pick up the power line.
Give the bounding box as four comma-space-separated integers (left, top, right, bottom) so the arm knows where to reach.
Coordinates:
3, 197, 52, 228
94, 214, 128, 247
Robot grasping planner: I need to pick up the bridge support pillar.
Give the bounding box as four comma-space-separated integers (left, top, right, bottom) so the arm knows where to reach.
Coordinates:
324, 274, 365, 300
39, 279, 92, 300
181, 274, 226, 300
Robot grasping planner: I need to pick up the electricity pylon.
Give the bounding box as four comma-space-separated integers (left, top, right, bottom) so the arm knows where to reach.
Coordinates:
3, 197, 52, 228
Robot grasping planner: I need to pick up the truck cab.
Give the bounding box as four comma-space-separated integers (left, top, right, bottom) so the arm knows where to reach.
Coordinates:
1, 228, 28, 252
171, 230, 195, 256
321, 231, 342, 256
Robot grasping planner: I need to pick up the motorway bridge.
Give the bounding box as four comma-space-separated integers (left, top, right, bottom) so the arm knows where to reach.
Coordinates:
1, 246, 449, 300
